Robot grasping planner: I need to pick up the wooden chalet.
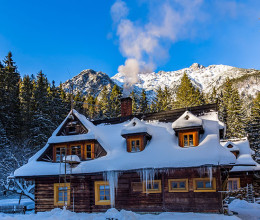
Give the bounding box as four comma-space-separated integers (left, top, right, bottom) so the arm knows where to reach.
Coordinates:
15, 98, 247, 213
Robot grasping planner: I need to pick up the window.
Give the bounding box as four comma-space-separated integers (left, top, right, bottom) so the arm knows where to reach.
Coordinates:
127, 137, 143, 152
54, 183, 70, 206
70, 144, 82, 159
228, 178, 240, 191
95, 181, 111, 205
179, 131, 198, 147
55, 146, 67, 162
168, 179, 189, 192
143, 180, 162, 193
54, 143, 93, 162
85, 143, 94, 159
193, 178, 216, 192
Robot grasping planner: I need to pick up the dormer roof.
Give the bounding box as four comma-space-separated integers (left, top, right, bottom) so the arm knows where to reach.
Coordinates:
121, 118, 151, 138
223, 141, 240, 152
172, 111, 203, 131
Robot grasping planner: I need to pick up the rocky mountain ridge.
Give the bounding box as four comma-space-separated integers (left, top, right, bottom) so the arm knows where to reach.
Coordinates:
63, 64, 260, 100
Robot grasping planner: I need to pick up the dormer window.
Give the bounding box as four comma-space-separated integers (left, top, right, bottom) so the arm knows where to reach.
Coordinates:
179, 131, 199, 147
130, 138, 141, 152
172, 111, 204, 148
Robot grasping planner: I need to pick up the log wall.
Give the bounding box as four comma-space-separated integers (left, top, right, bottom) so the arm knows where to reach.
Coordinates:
35, 167, 225, 213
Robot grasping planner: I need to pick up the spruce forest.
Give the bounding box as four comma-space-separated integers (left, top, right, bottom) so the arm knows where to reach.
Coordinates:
0, 52, 259, 185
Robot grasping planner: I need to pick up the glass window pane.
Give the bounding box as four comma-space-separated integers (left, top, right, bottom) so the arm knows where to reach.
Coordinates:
205, 181, 212, 188
100, 196, 104, 200
105, 190, 110, 196
131, 141, 135, 147
197, 181, 204, 188
105, 185, 110, 190
172, 182, 178, 188
184, 135, 188, 146
233, 181, 238, 190
136, 140, 140, 146
153, 183, 159, 189
100, 190, 104, 195
189, 135, 194, 146
147, 183, 152, 189
179, 181, 186, 188
87, 145, 91, 151
87, 152, 91, 158
136, 146, 140, 152
99, 185, 104, 190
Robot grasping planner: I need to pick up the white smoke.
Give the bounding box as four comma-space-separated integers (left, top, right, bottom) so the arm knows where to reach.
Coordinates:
111, 0, 203, 96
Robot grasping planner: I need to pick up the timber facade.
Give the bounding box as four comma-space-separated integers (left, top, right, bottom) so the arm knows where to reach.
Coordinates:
35, 167, 229, 213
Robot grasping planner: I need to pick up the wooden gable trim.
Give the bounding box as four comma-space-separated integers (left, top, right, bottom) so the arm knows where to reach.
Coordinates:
56, 113, 88, 136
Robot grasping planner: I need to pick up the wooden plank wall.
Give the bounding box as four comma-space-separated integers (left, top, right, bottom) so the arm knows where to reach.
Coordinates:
35, 166, 224, 213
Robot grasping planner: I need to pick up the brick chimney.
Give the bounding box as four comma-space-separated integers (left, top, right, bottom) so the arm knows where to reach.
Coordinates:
121, 97, 132, 117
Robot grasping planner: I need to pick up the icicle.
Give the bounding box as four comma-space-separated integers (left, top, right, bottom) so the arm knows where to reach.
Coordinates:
137, 168, 159, 193
103, 171, 121, 207
207, 166, 213, 186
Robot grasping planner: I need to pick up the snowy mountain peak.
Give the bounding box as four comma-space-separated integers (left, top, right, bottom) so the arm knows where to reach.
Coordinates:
63, 64, 259, 100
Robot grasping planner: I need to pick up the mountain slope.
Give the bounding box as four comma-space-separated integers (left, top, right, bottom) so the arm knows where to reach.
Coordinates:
63, 64, 260, 100
112, 63, 260, 98
62, 69, 116, 97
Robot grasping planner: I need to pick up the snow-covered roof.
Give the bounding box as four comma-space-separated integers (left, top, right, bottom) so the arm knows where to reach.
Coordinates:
220, 138, 260, 172
121, 118, 149, 136
223, 141, 240, 152
14, 110, 236, 177
172, 111, 203, 130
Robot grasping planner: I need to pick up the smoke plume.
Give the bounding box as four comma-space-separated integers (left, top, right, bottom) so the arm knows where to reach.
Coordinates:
111, 0, 203, 96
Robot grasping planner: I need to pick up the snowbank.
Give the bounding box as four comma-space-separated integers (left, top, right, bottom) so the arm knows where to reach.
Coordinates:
229, 199, 260, 220
0, 208, 240, 220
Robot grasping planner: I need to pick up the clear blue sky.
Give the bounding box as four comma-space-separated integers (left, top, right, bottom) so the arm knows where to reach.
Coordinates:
0, 0, 259, 84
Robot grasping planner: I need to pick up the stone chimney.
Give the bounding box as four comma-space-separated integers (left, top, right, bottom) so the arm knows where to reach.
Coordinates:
121, 97, 132, 117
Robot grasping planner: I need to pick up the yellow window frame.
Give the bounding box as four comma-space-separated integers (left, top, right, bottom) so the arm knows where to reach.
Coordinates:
168, 179, 189, 192
193, 178, 216, 192
94, 181, 111, 205
54, 183, 70, 206
85, 142, 95, 159
228, 178, 240, 191
128, 137, 142, 152
143, 180, 162, 193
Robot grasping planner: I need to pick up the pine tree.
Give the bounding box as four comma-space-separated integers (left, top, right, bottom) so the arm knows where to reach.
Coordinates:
110, 85, 122, 117
85, 94, 96, 119
226, 88, 245, 138
139, 89, 148, 113
130, 90, 138, 114
209, 86, 218, 104
1, 52, 21, 138
247, 92, 260, 157
19, 75, 34, 138
162, 86, 171, 111
175, 72, 202, 108
99, 86, 110, 118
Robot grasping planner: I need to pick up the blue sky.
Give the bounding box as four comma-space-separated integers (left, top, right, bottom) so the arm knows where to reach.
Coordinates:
0, 0, 259, 84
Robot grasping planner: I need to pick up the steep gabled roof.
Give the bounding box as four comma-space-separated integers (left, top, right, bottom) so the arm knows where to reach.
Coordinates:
172, 111, 203, 130
14, 109, 236, 178
221, 138, 260, 172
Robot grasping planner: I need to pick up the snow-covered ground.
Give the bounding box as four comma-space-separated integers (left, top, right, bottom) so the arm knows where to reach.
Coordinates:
0, 199, 259, 220
229, 199, 260, 220
0, 208, 240, 220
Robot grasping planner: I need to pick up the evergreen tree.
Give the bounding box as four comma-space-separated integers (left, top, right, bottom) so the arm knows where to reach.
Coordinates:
209, 86, 218, 104
110, 85, 122, 117
139, 89, 148, 113
130, 90, 138, 114
247, 92, 260, 157
162, 86, 171, 111
85, 94, 96, 119
19, 75, 34, 138
99, 86, 110, 118
175, 72, 203, 108
0, 52, 21, 138
226, 88, 245, 138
